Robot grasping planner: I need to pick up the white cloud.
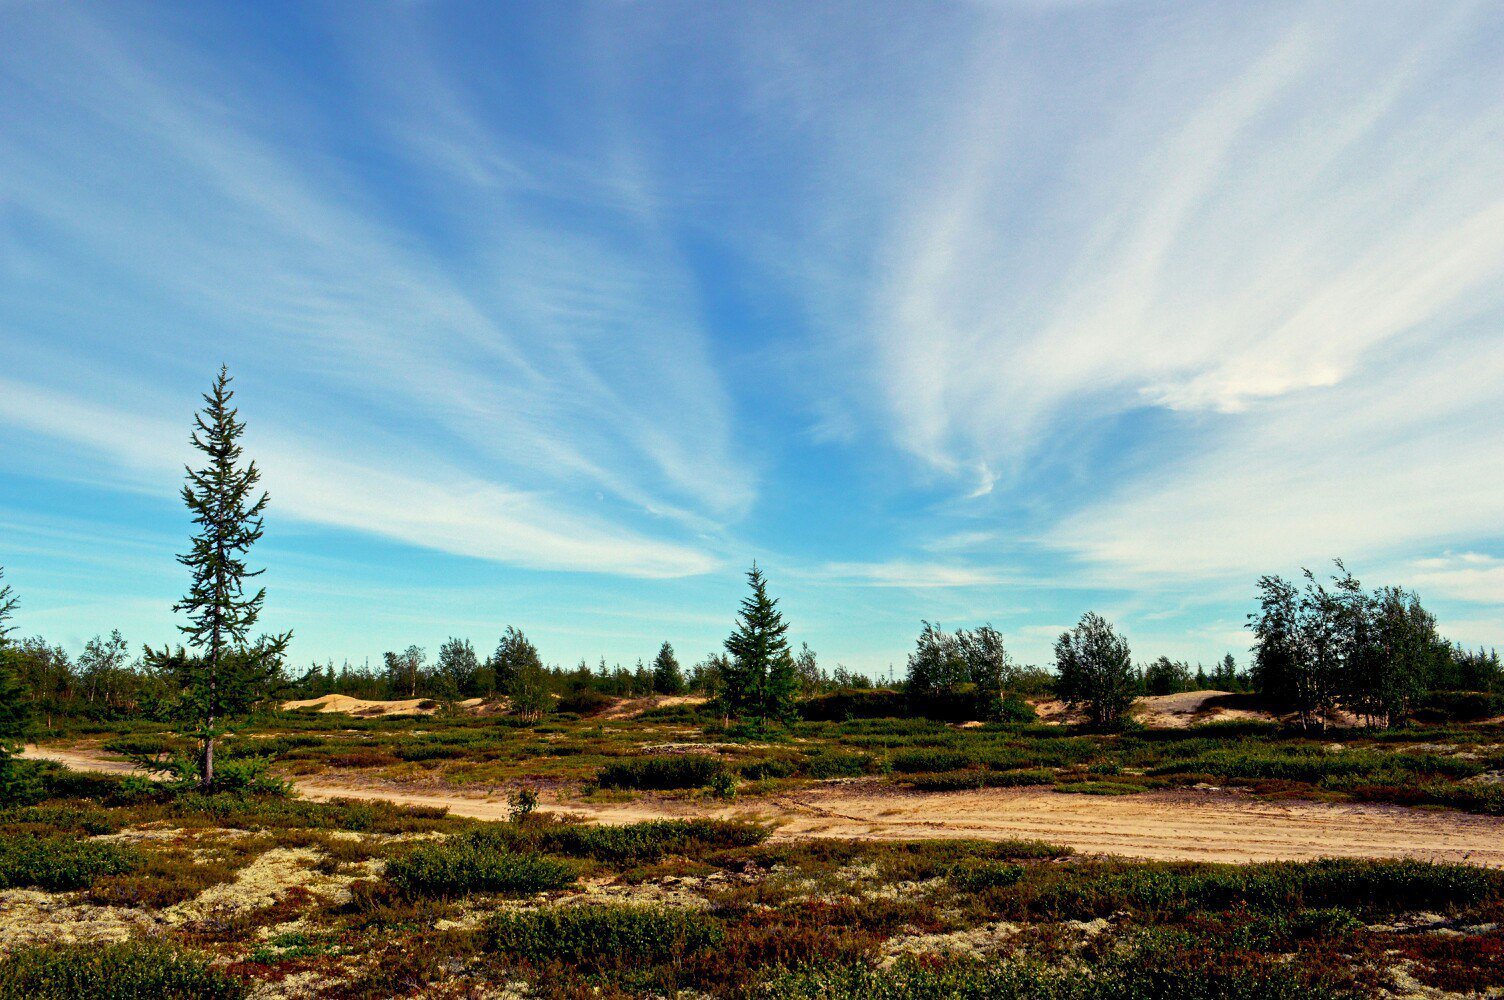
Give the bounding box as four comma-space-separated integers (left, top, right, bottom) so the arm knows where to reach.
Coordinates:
1408, 553, 1504, 606
805, 561, 1008, 588
0, 5, 751, 552
0, 378, 718, 578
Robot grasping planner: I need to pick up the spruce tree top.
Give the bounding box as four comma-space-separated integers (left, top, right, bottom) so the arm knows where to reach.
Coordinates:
725, 562, 789, 667
175, 366, 271, 654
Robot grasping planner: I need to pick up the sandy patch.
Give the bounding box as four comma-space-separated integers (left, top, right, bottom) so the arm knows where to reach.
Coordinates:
599, 695, 708, 720
31, 747, 1504, 868
1133, 691, 1278, 729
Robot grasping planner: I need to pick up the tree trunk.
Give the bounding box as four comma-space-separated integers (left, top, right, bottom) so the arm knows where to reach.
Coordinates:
201, 725, 215, 791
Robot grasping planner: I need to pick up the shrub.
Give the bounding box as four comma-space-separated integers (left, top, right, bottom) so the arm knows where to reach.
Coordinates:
803, 750, 873, 779
0, 835, 139, 891
508, 785, 539, 824
384, 840, 575, 898
799, 690, 908, 721
557, 689, 615, 716
597, 754, 728, 790
740, 757, 800, 780
900, 769, 1055, 792
1011, 857, 1504, 919
486, 904, 723, 969
0, 940, 243, 999
522, 819, 768, 864
890, 749, 976, 774
948, 861, 1025, 892
760, 955, 1355, 1000
1414, 690, 1504, 723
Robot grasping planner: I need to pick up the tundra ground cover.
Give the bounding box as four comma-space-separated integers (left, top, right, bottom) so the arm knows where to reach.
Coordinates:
1, 755, 1502, 998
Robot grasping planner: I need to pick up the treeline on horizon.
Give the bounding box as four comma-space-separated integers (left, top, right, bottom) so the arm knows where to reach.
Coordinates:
3, 562, 1499, 730
1, 365, 1501, 758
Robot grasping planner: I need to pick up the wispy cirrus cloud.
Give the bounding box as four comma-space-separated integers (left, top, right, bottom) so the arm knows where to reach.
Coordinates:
0, 3, 746, 577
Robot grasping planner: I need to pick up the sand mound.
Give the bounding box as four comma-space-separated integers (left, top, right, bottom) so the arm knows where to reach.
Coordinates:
1031, 692, 1279, 728
281, 694, 493, 717
1134, 690, 1278, 728
599, 694, 708, 720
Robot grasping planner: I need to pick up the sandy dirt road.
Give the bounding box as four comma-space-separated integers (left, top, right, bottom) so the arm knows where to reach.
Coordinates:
25, 745, 1504, 866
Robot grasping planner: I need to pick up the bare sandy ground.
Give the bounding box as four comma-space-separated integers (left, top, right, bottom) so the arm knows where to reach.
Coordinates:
280, 694, 500, 716
25, 745, 1504, 866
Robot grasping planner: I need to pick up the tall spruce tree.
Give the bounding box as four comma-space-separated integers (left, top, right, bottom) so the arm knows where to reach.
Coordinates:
723, 563, 796, 724
162, 367, 290, 790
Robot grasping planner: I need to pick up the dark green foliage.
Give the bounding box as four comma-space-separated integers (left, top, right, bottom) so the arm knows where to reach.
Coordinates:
1055, 613, 1136, 729
723, 563, 798, 723
948, 860, 1025, 892
802, 749, 873, 778
597, 753, 729, 790
1146, 747, 1482, 783
1142, 657, 1193, 696
0, 654, 38, 804
800, 689, 908, 721
1414, 689, 1504, 722
890, 749, 973, 773
898, 769, 1055, 791
557, 688, 614, 716
0, 567, 16, 647
0, 941, 243, 999
652, 641, 686, 695
154, 367, 291, 791
384, 839, 575, 898
906, 622, 1015, 703
1005, 857, 1503, 919
516, 818, 769, 863
761, 956, 1356, 1000
486, 904, 724, 969
433, 637, 479, 699
0, 835, 140, 890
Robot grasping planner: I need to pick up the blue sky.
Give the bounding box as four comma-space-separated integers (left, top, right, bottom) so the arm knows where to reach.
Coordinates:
2, 0, 1501, 676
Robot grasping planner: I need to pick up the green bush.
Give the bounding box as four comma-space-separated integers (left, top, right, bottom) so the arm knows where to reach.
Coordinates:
948, 861, 1025, 892
799, 690, 908, 721
760, 956, 1355, 999
900, 769, 1055, 791
0, 835, 139, 890
890, 749, 976, 774
536, 819, 768, 863
486, 904, 723, 969
596, 754, 728, 790
0, 940, 243, 999
1147, 748, 1482, 784
1013, 858, 1504, 919
385, 839, 575, 898
803, 750, 873, 778
740, 757, 800, 780
557, 689, 616, 716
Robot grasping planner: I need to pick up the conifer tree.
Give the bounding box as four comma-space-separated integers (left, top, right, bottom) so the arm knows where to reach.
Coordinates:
651, 642, 685, 695
0, 568, 32, 795
157, 367, 290, 790
0, 567, 16, 647
723, 563, 796, 724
